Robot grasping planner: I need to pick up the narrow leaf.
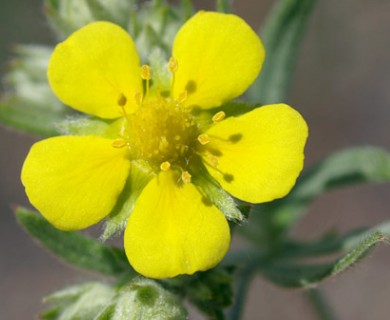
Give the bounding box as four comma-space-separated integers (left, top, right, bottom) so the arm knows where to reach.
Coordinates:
247, 0, 317, 103
260, 232, 387, 288
16, 207, 134, 277
241, 147, 390, 244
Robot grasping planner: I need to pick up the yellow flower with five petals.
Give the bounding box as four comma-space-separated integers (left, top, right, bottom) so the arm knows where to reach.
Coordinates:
21, 11, 308, 279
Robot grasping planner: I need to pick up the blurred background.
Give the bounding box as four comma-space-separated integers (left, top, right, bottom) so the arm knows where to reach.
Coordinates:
1, 0, 389, 319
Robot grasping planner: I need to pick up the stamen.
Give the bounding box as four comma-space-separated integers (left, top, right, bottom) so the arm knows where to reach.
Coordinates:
207, 154, 219, 166
141, 65, 152, 80
112, 138, 127, 148
141, 65, 152, 98
160, 161, 171, 171
181, 171, 192, 184
178, 90, 187, 103
168, 57, 178, 96
168, 57, 178, 73
197, 133, 210, 145
212, 111, 226, 123
118, 93, 127, 107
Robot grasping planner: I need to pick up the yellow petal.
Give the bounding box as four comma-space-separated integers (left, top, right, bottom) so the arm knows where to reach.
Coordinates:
48, 21, 142, 119
204, 104, 308, 203
124, 171, 230, 279
21, 136, 131, 230
172, 11, 264, 109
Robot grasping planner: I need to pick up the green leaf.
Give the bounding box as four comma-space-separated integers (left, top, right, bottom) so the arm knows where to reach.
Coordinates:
247, 0, 317, 103
241, 147, 390, 245
108, 278, 187, 320
0, 99, 66, 136
42, 282, 116, 320
260, 231, 387, 288
173, 268, 234, 320
0, 45, 74, 136
16, 207, 134, 277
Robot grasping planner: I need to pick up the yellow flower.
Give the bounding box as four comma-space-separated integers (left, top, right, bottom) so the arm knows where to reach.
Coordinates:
21, 12, 308, 279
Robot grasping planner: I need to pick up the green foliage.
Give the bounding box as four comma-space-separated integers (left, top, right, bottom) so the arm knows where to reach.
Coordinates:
259, 232, 387, 288
44, 0, 136, 39
0, 45, 74, 136
241, 147, 390, 245
108, 279, 187, 320
167, 268, 234, 320
16, 208, 134, 277
247, 0, 317, 103
41, 282, 116, 320
192, 162, 246, 223
5, 0, 390, 319
41, 279, 187, 320
102, 163, 153, 240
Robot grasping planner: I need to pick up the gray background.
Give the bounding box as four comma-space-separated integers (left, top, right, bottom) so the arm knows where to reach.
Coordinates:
1, 0, 390, 319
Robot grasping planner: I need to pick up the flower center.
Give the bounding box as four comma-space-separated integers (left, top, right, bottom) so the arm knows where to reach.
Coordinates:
123, 96, 199, 171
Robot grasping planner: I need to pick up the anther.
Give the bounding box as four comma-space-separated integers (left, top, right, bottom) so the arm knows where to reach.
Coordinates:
212, 111, 226, 123
197, 133, 210, 145
112, 138, 127, 148
178, 90, 187, 103
141, 65, 152, 80
160, 161, 171, 171
168, 57, 178, 73
118, 93, 127, 107
181, 171, 192, 184
207, 154, 219, 166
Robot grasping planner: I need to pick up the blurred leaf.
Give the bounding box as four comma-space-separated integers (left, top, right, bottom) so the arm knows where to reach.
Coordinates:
260, 231, 387, 288
44, 0, 135, 39
0, 99, 66, 136
16, 207, 134, 277
247, 0, 317, 103
0, 45, 74, 136
241, 147, 390, 245
216, 0, 231, 13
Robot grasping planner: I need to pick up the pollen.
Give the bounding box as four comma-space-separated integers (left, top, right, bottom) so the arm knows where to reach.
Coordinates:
168, 57, 178, 73
181, 171, 192, 184
212, 111, 226, 123
197, 134, 210, 145
160, 161, 171, 171
141, 65, 152, 80
122, 96, 199, 172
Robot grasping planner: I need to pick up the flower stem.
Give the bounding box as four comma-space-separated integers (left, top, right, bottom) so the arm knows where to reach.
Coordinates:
216, 0, 232, 13
227, 266, 254, 320
306, 288, 338, 320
